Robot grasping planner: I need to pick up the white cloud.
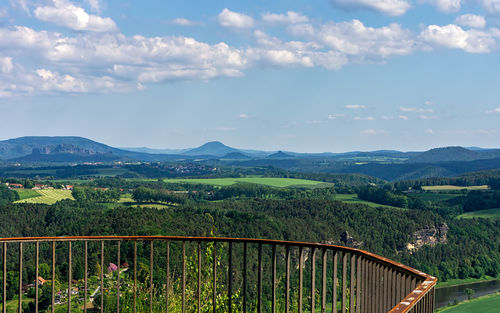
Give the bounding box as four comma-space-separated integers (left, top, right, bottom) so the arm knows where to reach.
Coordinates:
345, 104, 366, 109
400, 106, 434, 113
486, 107, 500, 114
330, 0, 411, 16
218, 8, 254, 29
0, 57, 13, 73
261, 11, 308, 24
360, 129, 388, 135
381, 115, 394, 120
171, 18, 198, 27
0, 26, 248, 96
34, 0, 117, 32
420, 24, 495, 53
424, 100, 434, 105
418, 0, 461, 13
425, 128, 434, 134
354, 116, 375, 120
480, 0, 500, 14
399, 115, 409, 120
238, 113, 249, 119
328, 113, 345, 119
316, 20, 416, 59
455, 14, 486, 28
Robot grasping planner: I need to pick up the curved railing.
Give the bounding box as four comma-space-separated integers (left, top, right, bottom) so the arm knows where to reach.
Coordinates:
0, 236, 436, 313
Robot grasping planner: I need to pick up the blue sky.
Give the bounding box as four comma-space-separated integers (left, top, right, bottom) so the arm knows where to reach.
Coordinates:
1, 0, 500, 152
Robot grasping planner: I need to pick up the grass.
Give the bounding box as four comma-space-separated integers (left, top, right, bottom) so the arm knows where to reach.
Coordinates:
16, 189, 42, 200
335, 194, 402, 209
15, 189, 74, 204
0, 295, 33, 313
437, 276, 500, 288
422, 185, 489, 191
457, 208, 500, 220
163, 177, 333, 188
436, 292, 500, 313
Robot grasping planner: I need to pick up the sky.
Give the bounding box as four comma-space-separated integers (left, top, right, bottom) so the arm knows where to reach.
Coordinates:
1, 0, 500, 152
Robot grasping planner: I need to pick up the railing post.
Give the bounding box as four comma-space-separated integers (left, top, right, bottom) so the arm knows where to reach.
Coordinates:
35, 241, 39, 313
68, 241, 72, 313
18, 242, 22, 313
311, 247, 316, 313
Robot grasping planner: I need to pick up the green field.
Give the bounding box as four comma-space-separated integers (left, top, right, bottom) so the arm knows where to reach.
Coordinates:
457, 208, 500, 220
436, 293, 500, 313
163, 177, 333, 188
422, 185, 489, 191
335, 194, 401, 209
15, 189, 74, 204
16, 189, 43, 200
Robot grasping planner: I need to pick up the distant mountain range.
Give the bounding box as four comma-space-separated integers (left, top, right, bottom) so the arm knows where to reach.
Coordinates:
2, 136, 500, 181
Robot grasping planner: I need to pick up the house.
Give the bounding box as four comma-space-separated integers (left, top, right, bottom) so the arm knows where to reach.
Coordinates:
37, 276, 47, 285
8, 183, 24, 189
65, 185, 74, 190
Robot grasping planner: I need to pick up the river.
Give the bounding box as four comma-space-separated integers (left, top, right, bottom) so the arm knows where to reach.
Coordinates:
435, 279, 500, 308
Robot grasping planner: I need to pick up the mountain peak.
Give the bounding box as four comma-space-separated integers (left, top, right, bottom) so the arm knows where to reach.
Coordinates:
182, 141, 239, 157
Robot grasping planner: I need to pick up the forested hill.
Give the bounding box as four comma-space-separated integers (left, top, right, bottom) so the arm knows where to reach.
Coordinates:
0, 198, 498, 283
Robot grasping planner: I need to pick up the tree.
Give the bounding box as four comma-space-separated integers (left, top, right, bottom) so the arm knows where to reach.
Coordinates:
464, 288, 475, 300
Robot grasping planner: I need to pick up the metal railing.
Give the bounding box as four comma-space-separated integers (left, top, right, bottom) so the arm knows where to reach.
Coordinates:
0, 236, 436, 313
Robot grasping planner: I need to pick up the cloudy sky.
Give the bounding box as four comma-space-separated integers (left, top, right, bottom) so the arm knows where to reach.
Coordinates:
1, 0, 500, 152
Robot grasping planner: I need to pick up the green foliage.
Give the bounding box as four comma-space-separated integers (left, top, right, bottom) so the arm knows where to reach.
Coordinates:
0, 184, 19, 205
132, 186, 186, 204
72, 187, 120, 203
357, 185, 408, 208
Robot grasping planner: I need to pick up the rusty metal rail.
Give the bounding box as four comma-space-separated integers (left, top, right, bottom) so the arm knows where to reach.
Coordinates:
0, 236, 436, 312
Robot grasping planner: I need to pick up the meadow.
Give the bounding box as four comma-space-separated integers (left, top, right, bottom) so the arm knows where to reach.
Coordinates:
436, 293, 500, 313
163, 177, 333, 188
15, 189, 74, 205
457, 208, 500, 220
335, 193, 402, 209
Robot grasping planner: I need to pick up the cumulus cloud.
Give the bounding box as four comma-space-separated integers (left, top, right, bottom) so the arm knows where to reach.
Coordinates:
418, 0, 461, 13
238, 113, 249, 119
455, 14, 486, 28
480, 0, 500, 14
486, 107, 500, 114
420, 24, 495, 53
399, 115, 409, 120
218, 8, 254, 29
261, 11, 308, 24
345, 104, 366, 109
425, 128, 434, 134
330, 0, 411, 16
34, 0, 117, 32
170, 18, 198, 26
306, 20, 417, 61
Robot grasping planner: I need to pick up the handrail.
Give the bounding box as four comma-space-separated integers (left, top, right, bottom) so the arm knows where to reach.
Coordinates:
0, 236, 436, 313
